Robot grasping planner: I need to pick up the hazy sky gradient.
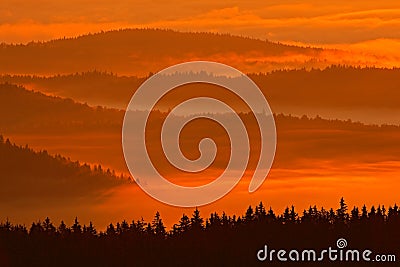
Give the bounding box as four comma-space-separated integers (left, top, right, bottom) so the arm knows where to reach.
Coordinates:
1, 0, 400, 228
1, 0, 400, 45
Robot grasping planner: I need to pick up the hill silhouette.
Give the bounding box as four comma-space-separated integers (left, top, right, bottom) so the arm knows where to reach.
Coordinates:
1, 82, 400, 176
0, 28, 340, 76
1, 66, 399, 124
0, 135, 129, 203
250, 66, 400, 110
0, 83, 124, 133
0, 83, 127, 174
0, 71, 145, 109
0, 84, 399, 236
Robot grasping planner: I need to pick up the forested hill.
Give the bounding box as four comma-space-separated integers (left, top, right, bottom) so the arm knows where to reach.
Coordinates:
0, 83, 124, 133
1, 82, 400, 172
1, 66, 399, 112
0, 135, 129, 201
0, 29, 324, 75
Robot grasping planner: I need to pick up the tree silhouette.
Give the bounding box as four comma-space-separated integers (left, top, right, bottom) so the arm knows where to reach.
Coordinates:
0, 198, 399, 266
245, 205, 254, 222
83, 221, 97, 236
151, 211, 166, 238
106, 223, 116, 236
58, 220, 70, 237
43, 217, 56, 236
177, 213, 191, 233
337, 197, 349, 223
190, 207, 204, 230
71, 217, 82, 234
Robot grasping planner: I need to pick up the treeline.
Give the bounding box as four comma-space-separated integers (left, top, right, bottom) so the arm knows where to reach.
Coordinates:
0, 72, 145, 109
0, 198, 398, 266
249, 65, 400, 109
0, 135, 130, 201
1, 65, 399, 110
275, 113, 400, 130
0, 28, 302, 53
0, 28, 316, 76
4, 81, 400, 135
0, 83, 124, 133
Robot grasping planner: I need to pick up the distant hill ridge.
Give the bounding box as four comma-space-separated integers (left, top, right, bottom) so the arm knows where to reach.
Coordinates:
0, 28, 330, 75
1, 82, 399, 133
0, 83, 124, 133
1, 66, 399, 114
1, 83, 399, 188
0, 28, 309, 52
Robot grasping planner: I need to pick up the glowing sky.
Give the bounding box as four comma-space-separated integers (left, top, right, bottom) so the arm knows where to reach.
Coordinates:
1, 0, 400, 228
1, 0, 400, 46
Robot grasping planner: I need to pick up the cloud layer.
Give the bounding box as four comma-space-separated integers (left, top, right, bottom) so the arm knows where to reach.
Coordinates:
1, 0, 400, 45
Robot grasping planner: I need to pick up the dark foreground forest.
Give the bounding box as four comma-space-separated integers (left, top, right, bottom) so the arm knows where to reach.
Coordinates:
0, 198, 399, 266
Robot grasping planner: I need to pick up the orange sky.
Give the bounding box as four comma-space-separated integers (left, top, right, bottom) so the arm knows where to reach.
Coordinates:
5, 110, 400, 229
2, 1, 400, 70
1, 0, 400, 228
1, 0, 400, 46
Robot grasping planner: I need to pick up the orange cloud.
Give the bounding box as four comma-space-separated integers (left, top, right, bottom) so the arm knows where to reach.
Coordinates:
1, 1, 400, 45
91, 160, 400, 229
